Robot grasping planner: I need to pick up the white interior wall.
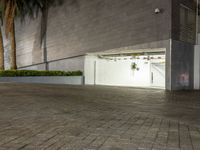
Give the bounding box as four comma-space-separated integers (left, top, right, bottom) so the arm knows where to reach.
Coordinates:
151, 62, 165, 87
84, 55, 96, 85
96, 57, 151, 87
194, 45, 200, 89
85, 54, 165, 88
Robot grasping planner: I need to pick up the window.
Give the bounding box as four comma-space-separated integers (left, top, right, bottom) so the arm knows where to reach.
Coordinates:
179, 5, 196, 43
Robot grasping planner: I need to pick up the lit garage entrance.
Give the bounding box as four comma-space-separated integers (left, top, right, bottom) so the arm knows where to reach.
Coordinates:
84, 49, 166, 89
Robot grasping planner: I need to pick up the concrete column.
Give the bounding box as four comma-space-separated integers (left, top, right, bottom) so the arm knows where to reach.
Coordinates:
84, 55, 97, 85
171, 40, 194, 90
194, 45, 200, 89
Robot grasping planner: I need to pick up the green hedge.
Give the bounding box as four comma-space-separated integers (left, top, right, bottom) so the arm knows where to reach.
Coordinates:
0, 70, 83, 77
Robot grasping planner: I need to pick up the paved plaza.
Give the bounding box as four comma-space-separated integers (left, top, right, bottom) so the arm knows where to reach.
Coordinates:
0, 83, 200, 150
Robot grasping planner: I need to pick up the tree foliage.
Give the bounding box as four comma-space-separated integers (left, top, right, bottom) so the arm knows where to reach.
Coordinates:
0, 0, 63, 70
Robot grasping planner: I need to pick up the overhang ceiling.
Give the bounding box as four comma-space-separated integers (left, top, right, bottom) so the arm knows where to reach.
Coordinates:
87, 48, 166, 56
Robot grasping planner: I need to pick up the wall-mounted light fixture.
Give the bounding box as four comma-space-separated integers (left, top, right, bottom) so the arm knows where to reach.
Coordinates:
154, 8, 161, 14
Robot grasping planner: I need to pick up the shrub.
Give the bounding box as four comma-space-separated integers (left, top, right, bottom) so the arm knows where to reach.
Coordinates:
0, 70, 83, 77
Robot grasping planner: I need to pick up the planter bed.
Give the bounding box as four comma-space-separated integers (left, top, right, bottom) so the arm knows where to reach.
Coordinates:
0, 70, 84, 85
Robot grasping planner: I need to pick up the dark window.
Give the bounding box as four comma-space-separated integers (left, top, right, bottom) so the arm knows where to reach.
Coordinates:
179, 5, 196, 44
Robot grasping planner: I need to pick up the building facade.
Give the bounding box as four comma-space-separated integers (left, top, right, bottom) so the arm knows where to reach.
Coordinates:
4, 0, 199, 90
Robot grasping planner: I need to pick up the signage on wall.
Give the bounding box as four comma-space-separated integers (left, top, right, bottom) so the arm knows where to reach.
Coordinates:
179, 73, 189, 87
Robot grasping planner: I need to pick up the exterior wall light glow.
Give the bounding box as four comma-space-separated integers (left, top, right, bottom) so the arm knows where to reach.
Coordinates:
154, 8, 161, 14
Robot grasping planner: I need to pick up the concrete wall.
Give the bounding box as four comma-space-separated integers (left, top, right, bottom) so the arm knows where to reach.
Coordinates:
18, 56, 85, 71
0, 76, 84, 85
171, 40, 194, 90
170, 0, 196, 90
194, 45, 200, 89
14, 0, 172, 70
48, 56, 85, 71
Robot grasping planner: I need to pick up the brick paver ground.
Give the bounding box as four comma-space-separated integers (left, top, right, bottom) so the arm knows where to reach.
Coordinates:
0, 83, 200, 150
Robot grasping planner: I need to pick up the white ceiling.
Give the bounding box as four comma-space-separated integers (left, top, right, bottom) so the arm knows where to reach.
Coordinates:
87, 48, 166, 56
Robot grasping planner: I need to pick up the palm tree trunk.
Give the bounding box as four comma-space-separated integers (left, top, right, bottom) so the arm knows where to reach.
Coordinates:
10, 21, 17, 70
0, 27, 4, 70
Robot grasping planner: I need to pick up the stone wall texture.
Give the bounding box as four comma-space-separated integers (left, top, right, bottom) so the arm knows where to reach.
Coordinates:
14, 0, 172, 69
